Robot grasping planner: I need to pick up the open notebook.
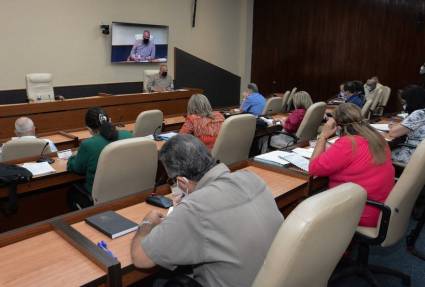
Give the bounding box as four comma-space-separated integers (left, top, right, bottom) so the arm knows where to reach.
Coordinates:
22, 162, 56, 177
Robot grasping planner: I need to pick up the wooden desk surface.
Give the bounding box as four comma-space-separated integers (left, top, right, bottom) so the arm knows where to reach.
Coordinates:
0, 162, 311, 287
0, 231, 105, 287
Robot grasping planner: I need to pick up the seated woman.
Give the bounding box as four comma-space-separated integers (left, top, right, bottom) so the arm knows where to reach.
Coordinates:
67, 107, 133, 208
309, 103, 395, 227
344, 81, 365, 108
269, 91, 313, 148
179, 94, 225, 149
390, 85, 425, 164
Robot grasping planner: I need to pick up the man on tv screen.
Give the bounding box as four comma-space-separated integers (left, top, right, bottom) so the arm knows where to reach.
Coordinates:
128, 30, 156, 62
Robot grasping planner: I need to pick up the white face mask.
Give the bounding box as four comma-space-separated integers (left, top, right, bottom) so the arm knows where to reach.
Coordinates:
170, 177, 189, 204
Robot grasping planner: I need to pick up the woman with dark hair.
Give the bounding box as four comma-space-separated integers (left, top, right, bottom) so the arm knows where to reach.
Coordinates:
390, 85, 425, 164
67, 107, 133, 200
309, 103, 394, 227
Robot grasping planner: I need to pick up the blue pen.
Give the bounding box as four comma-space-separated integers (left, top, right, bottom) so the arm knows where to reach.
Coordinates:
97, 240, 117, 259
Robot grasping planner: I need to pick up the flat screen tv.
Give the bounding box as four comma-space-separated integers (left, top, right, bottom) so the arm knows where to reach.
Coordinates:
111, 22, 169, 63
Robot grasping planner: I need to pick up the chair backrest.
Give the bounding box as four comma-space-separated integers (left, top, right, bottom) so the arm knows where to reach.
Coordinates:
26, 73, 54, 102
361, 99, 373, 119
252, 183, 366, 287
281, 90, 290, 112
133, 110, 164, 137
380, 86, 391, 107
143, 69, 159, 91
286, 87, 298, 111
296, 102, 326, 141
92, 138, 158, 204
262, 97, 283, 116
211, 114, 256, 165
2, 138, 50, 162
381, 139, 425, 247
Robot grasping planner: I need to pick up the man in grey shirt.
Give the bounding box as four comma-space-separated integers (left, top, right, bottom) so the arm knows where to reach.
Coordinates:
131, 134, 283, 287
128, 30, 155, 62
146, 64, 174, 92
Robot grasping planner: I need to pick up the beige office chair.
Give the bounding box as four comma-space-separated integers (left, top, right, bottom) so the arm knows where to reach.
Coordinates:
211, 114, 256, 165
262, 97, 283, 116
253, 183, 366, 287
133, 109, 164, 137
361, 99, 373, 119
285, 87, 298, 111
91, 137, 158, 204
374, 86, 391, 116
280, 90, 290, 112
369, 88, 383, 113
269, 102, 326, 149
332, 139, 425, 286
26, 73, 55, 102
143, 70, 160, 92
2, 138, 52, 162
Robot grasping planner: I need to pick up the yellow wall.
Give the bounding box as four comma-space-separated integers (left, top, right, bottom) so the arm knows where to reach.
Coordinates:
0, 0, 253, 92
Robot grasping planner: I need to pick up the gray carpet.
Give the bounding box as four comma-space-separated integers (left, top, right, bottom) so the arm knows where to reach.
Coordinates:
332, 221, 425, 287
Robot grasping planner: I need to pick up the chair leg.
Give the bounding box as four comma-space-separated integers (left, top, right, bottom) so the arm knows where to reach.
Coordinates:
406, 198, 425, 261
369, 265, 411, 286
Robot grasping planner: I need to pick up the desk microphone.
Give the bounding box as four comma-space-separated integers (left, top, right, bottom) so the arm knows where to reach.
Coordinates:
37, 142, 55, 164
153, 125, 163, 141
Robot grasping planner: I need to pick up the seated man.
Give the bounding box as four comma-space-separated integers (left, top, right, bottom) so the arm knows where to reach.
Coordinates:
343, 81, 365, 108
128, 30, 156, 62
5, 117, 57, 153
240, 83, 266, 116
131, 134, 283, 287
364, 76, 383, 102
146, 64, 174, 92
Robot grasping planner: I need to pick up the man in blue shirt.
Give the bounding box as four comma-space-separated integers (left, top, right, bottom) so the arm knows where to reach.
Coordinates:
344, 81, 365, 108
240, 83, 266, 116
128, 30, 156, 62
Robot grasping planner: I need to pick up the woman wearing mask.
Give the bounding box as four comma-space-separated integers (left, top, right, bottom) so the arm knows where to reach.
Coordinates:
309, 103, 394, 227
390, 85, 425, 164
67, 107, 133, 208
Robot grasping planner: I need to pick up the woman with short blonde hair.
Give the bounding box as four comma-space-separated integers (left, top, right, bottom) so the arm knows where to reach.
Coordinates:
309, 103, 394, 227
180, 94, 225, 149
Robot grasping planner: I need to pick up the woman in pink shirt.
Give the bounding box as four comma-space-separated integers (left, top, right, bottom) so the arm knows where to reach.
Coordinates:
309, 103, 395, 227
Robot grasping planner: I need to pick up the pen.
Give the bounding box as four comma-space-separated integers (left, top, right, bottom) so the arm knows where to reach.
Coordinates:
97, 240, 116, 259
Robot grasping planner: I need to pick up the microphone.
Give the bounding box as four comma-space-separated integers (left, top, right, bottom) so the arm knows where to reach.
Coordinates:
37, 142, 55, 164
153, 124, 163, 141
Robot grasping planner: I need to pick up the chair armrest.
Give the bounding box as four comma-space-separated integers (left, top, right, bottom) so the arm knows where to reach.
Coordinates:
355, 199, 391, 245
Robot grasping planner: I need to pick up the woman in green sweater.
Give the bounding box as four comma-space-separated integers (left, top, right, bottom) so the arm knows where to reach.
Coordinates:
67, 107, 132, 209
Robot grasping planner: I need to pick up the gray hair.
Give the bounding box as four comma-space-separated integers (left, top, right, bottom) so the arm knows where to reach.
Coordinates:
15, 117, 35, 136
187, 94, 213, 118
248, 83, 259, 93
159, 134, 216, 182
293, 91, 313, 109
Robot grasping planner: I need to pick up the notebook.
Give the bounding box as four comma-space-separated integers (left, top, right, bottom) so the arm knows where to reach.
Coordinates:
280, 153, 310, 172
85, 211, 138, 239
22, 162, 56, 177
156, 132, 178, 141
254, 150, 291, 166
292, 147, 314, 159
370, 124, 390, 132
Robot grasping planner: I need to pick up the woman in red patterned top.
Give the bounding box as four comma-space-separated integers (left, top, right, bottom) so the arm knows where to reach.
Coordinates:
270, 91, 313, 148
179, 94, 225, 149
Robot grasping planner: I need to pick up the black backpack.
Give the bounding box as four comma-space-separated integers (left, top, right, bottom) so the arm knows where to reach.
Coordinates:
0, 163, 32, 215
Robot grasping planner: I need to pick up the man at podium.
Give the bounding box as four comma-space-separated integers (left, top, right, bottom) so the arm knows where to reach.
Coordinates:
146, 64, 174, 92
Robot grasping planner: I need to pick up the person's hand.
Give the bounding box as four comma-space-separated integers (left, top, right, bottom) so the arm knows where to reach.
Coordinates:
143, 210, 164, 227
321, 118, 337, 139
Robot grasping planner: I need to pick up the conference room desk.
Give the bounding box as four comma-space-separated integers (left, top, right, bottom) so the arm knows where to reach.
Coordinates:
0, 160, 317, 287
0, 89, 200, 139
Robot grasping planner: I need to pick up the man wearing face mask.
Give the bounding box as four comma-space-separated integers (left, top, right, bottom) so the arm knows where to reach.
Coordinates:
145, 64, 174, 92
131, 134, 283, 287
364, 76, 383, 102
128, 30, 156, 62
